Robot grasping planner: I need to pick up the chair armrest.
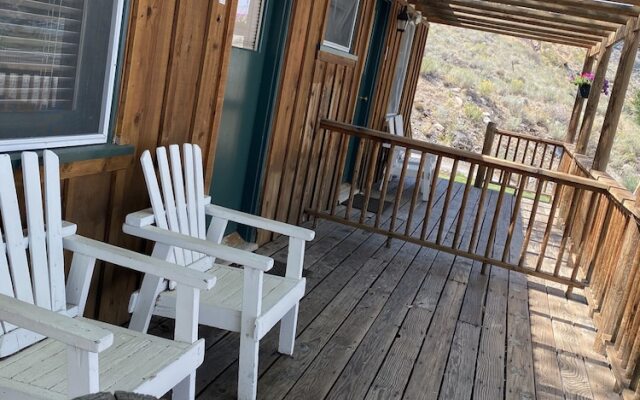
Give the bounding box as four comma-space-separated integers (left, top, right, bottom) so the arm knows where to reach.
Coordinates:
0, 294, 113, 353
63, 235, 217, 290
205, 204, 315, 241
122, 224, 274, 272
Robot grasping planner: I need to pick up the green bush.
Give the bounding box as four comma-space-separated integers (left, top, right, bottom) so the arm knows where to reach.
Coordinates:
631, 90, 640, 126
478, 80, 495, 97
421, 57, 439, 77
509, 78, 525, 94
463, 103, 484, 123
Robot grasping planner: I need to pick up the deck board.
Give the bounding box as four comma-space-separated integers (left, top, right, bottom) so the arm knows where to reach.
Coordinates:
147, 179, 620, 400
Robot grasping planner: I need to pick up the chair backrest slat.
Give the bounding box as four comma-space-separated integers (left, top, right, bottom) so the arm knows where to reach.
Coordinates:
155, 148, 186, 266
0, 155, 34, 305
0, 226, 17, 333
22, 153, 52, 310
44, 151, 66, 312
169, 145, 194, 265
193, 145, 206, 239
183, 144, 199, 240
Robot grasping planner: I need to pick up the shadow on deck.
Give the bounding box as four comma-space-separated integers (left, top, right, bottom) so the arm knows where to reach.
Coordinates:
150, 178, 618, 400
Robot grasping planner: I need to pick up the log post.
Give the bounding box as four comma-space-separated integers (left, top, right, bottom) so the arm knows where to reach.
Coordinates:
566, 52, 596, 143
576, 40, 613, 154
593, 19, 640, 171
474, 122, 496, 188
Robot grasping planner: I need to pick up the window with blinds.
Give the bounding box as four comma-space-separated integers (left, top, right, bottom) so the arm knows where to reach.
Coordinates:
233, 0, 265, 50
0, 0, 123, 151
324, 0, 360, 53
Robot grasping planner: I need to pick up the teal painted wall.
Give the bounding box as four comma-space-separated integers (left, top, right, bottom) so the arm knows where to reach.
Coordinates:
210, 0, 291, 236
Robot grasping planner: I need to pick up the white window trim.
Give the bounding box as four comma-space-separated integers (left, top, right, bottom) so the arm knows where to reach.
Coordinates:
322, 0, 361, 54
0, 0, 126, 153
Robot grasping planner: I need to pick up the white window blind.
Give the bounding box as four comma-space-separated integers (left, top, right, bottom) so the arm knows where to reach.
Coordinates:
324, 0, 360, 53
0, 0, 85, 113
233, 0, 265, 50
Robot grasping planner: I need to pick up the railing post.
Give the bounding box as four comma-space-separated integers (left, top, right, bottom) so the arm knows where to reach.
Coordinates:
566, 51, 596, 143
474, 122, 496, 188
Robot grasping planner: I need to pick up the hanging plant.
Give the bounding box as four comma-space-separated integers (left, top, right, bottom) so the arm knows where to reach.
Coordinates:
570, 72, 609, 98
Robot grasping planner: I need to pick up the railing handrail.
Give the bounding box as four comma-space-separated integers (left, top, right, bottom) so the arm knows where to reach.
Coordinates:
320, 119, 609, 193
494, 127, 566, 147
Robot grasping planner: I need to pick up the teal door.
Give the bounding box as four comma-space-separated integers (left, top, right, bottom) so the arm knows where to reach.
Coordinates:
210, 0, 291, 236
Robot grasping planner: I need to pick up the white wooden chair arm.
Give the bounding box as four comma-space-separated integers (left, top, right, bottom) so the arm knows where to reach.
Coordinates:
0, 293, 113, 353
63, 235, 217, 290
205, 204, 315, 241
122, 224, 274, 272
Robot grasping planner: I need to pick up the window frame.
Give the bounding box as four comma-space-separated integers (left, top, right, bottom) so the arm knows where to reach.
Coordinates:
0, 0, 126, 152
322, 0, 361, 54
232, 0, 267, 51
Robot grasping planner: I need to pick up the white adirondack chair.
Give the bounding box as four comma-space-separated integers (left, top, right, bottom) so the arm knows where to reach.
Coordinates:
123, 144, 315, 400
0, 151, 216, 400
382, 114, 435, 201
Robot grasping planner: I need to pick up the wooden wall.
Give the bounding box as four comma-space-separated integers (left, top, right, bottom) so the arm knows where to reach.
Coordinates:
257, 0, 378, 243
60, 0, 237, 324
398, 21, 429, 137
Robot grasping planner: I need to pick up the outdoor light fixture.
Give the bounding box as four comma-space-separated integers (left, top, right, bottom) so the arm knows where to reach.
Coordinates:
397, 6, 410, 32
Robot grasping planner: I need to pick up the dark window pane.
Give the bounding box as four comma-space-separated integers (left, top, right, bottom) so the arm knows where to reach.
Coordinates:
324, 0, 359, 51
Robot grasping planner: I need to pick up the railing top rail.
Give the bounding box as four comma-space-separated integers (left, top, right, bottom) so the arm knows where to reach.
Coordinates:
494, 128, 566, 147
320, 119, 609, 193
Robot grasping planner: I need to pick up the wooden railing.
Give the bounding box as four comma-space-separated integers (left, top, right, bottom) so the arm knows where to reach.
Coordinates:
477, 123, 566, 197
306, 119, 610, 288
559, 149, 640, 398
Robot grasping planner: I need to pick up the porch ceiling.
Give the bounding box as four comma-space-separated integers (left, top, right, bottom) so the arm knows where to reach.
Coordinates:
415, 0, 640, 49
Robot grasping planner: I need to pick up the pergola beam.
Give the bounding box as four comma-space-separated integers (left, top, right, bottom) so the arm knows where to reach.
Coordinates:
420, 3, 613, 38
421, 9, 606, 43
418, 0, 623, 32
539, 0, 640, 17
589, 18, 640, 55
593, 18, 640, 170
428, 16, 598, 46
485, 0, 633, 24
427, 19, 592, 48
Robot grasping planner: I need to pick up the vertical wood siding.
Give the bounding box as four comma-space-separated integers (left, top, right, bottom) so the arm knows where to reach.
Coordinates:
258, 0, 378, 244
58, 0, 237, 324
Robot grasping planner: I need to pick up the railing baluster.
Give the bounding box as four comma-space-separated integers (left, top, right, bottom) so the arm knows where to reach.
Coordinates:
502, 175, 526, 263
404, 152, 427, 236
453, 163, 476, 249
358, 141, 381, 225
520, 140, 528, 164
567, 192, 601, 293
420, 155, 442, 240
531, 141, 539, 167
482, 171, 511, 274
585, 201, 615, 283
512, 138, 520, 162
345, 139, 366, 221
436, 159, 459, 245
553, 188, 583, 277
388, 148, 411, 239
535, 183, 563, 272
468, 166, 494, 253
330, 135, 350, 216
548, 145, 556, 170
539, 143, 548, 168
494, 134, 503, 157
375, 144, 396, 228
519, 179, 543, 267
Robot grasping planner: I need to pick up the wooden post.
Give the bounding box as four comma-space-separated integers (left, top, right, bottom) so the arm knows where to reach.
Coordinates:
593, 20, 640, 171
566, 52, 596, 143
474, 122, 496, 188
576, 40, 613, 154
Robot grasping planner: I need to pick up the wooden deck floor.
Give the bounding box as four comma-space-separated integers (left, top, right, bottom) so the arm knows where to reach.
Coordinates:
151, 178, 619, 400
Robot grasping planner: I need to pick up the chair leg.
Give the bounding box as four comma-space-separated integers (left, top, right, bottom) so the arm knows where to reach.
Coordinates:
278, 304, 299, 355
238, 333, 260, 400
173, 374, 195, 400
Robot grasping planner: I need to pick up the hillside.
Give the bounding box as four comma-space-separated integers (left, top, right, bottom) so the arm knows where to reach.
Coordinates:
411, 24, 640, 190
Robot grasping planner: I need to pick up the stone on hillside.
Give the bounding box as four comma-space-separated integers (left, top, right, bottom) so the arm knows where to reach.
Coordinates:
433, 123, 445, 132
483, 116, 492, 124
452, 131, 475, 151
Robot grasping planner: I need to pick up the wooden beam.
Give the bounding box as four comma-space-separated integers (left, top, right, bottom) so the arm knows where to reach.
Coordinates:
566, 52, 596, 143
577, 40, 613, 154
589, 18, 640, 55
474, 0, 631, 25
593, 19, 640, 171
539, 0, 640, 17
417, 0, 622, 31
428, 19, 593, 48
419, 4, 610, 40
425, 12, 605, 43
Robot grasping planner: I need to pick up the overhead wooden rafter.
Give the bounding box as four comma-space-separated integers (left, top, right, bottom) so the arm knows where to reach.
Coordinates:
415, 0, 638, 49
